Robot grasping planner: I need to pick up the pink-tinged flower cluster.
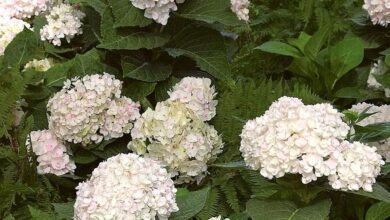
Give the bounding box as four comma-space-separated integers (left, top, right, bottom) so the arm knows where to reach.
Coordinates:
0, 0, 52, 19
328, 141, 384, 192
40, 3, 85, 46
239, 97, 385, 192
231, 0, 250, 21
168, 77, 218, 121
350, 102, 390, 161
29, 130, 76, 175
240, 97, 349, 183
363, 0, 390, 26
47, 73, 140, 146
100, 97, 141, 140
0, 16, 30, 55
74, 153, 178, 220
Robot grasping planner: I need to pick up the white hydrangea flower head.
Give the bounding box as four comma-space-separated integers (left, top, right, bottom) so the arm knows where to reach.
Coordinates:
231, 0, 250, 21
240, 97, 350, 184
0, 0, 52, 19
47, 73, 140, 146
363, 0, 390, 26
24, 58, 54, 72
328, 141, 384, 192
209, 216, 230, 220
128, 100, 223, 183
129, 0, 184, 25
367, 59, 390, 97
350, 102, 390, 161
29, 130, 76, 175
168, 77, 218, 121
74, 153, 178, 220
100, 97, 141, 140
0, 16, 30, 55
40, 3, 85, 46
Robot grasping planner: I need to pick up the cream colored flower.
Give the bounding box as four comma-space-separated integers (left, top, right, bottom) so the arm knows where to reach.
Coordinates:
169, 77, 218, 121
129, 100, 223, 183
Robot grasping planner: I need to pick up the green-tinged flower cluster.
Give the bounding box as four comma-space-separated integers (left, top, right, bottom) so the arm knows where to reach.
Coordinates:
128, 100, 223, 184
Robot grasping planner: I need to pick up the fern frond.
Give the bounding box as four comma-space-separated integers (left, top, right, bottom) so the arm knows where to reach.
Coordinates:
0, 68, 26, 138
197, 187, 220, 220
286, 81, 323, 104
214, 79, 284, 162
221, 180, 240, 212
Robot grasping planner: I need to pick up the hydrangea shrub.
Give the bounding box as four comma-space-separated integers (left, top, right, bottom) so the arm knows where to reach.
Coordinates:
1, 0, 390, 220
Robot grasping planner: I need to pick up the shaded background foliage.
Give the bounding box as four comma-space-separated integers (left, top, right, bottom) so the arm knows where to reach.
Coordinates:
1, 0, 390, 219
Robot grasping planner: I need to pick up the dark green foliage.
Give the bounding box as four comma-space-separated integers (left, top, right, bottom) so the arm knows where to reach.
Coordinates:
1, 0, 390, 219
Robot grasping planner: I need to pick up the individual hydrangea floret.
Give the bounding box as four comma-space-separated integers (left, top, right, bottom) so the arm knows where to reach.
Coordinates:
0, 0, 52, 19
24, 58, 54, 72
328, 141, 384, 192
209, 216, 230, 220
240, 97, 350, 184
168, 77, 218, 121
29, 130, 76, 175
74, 153, 178, 220
47, 73, 140, 146
0, 16, 30, 55
100, 97, 141, 140
40, 3, 85, 46
231, 0, 250, 21
128, 100, 223, 184
130, 0, 185, 25
363, 0, 390, 26
366, 59, 390, 97
350, 102, 390, 161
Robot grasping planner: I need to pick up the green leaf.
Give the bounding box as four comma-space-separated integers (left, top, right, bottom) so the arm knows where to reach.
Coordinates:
210, 161, 246, 168
287, 32, 312, 53
122, 80, 156, 101
246, 199, 331, 220
353, 122, 390, 143
92, 144, 129, 159
366, 202, 390, 220
348, 184, 390, 203
382, 163, 390, 175
246, 200, 297, 220
171, 186, 210, 220
70, 0, 107, 15
4, 215, 15, 220
165, 25, 233, 85
28, 206, 55, 220
73, 150, 98, 164
177, 0, 242, 26
107, 0, 151, 27
3, 29, 44, 68
45, 49, 104, 87
330, 38, 364, 79
154, 76, 180, 102
304, 24, 330, 60
98, 33, 169, 50
291, 199, 331, 220
122, 57, 172, 82
100, 8, 116, 40
256, 41, 302, 58
53, 202, 74, 220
